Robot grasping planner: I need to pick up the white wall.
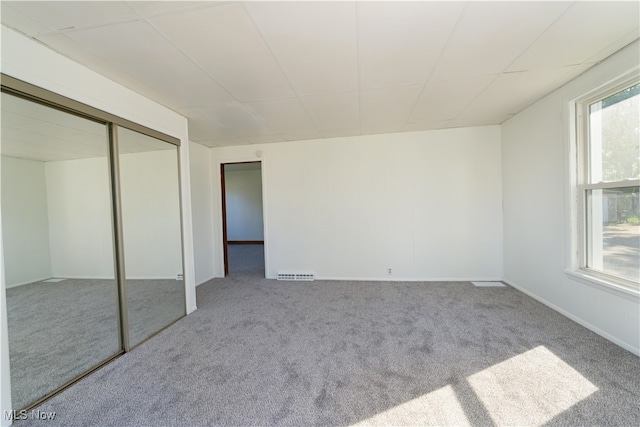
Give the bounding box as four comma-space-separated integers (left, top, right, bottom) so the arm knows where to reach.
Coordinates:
0, 26, 197, 420
1, 157, 52, 287
44, 151, 182, 280
212, 126, 503, 281
189, 141, 216, 285
225, 168, 264, 241
45, 157, 115, 279
502, 40, 640, 355
119, 150, 183, 279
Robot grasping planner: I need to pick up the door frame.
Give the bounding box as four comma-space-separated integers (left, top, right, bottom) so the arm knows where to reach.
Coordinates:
218, 158, 268, 277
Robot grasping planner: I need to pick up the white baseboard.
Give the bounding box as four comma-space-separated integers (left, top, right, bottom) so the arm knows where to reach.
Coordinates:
503, 279, 639, 356
55, 276, 177, 280
314, 276, 504, 282
5, 276, 51, 288
265, 275, 503, 282
186, 302, 197, 315
195, 275, 218, 286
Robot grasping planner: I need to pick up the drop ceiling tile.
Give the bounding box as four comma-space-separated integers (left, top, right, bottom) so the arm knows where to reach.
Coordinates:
458, 64, 593, 122
186, 103, 275, 141
3, 1, 136, 33
158, 79, 236, 109
360, 84, 422, 131
403, 121, 452, 132
409, 74, 497, 123
431, 1, 571, 81
221, 139, 260, 148
245, 1, 357, 95
361, 126, 406, 136
61, 21, 235, 108
37, 28, 234, 114
143, 68, 236, 109
187, 120, 219, 142
508, 2, 640, 71
35, 32, 149, 95
4, 1, 633, 148
192, 140, 223, 148
193, 137, 249, 147
150, 3, 294, 101
0, 3, 54, 36
300, 91, 360, 131
125, 1, 222, 18
245, 98, 316, 133
585, 30, 639, 65
281, 131, 322, 142
319, 129, 362, 139
246, 135, 286, 145
357, 2, 464, 89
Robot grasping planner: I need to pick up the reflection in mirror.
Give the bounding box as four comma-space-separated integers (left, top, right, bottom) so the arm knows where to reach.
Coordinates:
1, 92, 121, 410
117, 127, 185, 347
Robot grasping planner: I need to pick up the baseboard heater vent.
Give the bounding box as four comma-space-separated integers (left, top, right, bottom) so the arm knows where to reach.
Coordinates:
277, 273, 315, 281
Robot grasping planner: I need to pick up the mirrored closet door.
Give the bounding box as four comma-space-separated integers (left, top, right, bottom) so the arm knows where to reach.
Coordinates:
1, 92, 121, 410
117, 127, 185, 347
1, 80, 186, 412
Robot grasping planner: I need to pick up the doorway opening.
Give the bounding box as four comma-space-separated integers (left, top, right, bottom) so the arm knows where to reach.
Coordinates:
220, 161, 265, 277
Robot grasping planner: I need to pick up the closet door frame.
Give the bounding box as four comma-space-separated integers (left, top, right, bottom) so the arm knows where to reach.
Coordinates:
1, 74, 186, 410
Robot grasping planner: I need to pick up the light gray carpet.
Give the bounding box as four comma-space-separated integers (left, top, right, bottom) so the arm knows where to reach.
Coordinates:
14, 272, 640, 426
227, 244, 265, 276
126, 279, 186, 347
6, 278, 185, 410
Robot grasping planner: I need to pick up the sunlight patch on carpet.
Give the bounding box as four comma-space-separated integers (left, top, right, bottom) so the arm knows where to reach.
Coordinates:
467, 345, 598, 425
352, 384, 470, 426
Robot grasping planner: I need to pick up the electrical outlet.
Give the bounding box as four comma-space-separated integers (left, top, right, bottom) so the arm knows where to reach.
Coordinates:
387, 267, 392, 275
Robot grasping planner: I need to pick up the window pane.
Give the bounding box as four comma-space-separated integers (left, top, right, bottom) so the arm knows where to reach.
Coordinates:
586, 186, 640, 282
588, 83, 640, 182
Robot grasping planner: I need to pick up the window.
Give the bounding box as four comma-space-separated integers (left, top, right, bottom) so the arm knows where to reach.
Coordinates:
576, 79, 639, 289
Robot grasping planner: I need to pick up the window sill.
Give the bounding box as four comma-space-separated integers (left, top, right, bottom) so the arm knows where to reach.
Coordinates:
565, 270, 640, 301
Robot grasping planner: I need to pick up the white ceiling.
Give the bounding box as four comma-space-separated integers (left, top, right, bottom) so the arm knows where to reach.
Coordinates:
2, 1, 639, 148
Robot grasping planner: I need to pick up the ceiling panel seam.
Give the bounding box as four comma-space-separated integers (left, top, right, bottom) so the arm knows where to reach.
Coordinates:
401, 1, 468, 130
144, 19, 240, 108
503, 1, 574, 74
240, 1, 319, 135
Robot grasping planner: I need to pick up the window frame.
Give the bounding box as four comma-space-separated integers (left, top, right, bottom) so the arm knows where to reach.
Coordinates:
573, 73, 640, 294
